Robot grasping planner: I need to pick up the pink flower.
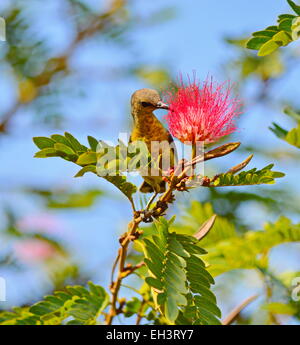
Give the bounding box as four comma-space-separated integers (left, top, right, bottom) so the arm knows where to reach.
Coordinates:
17, 214, 64, 235
164, 76, 242, 144
14, 239, 56, 262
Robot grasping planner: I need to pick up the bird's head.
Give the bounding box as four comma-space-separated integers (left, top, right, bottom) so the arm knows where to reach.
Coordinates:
131, 88, 169, 116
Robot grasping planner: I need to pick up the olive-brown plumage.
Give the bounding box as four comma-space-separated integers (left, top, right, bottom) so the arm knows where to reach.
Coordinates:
130, 88, 176, 193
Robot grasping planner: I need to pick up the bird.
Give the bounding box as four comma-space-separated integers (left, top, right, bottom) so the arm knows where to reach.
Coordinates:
129, 88, 176, 195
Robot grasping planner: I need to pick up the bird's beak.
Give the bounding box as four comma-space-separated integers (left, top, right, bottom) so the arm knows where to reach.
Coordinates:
156, 101, 169, 110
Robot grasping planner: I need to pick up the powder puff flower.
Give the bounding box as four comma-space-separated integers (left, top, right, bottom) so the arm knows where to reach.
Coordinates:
164, 76, 242, 144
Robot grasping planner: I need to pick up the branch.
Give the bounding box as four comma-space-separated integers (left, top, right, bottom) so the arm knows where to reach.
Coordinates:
136, 298, 147, 325
0, 103, 19, 133
222, 295, 258, 325
105, 217, 143, 325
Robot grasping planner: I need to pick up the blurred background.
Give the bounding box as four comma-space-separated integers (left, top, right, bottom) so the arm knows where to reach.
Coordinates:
0, 0, 300, 325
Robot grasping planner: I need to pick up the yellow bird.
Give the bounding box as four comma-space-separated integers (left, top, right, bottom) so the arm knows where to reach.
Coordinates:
130, 88, 176, 194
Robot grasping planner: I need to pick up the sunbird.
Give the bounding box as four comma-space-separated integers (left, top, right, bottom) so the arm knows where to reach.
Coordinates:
130, 88, 176, 194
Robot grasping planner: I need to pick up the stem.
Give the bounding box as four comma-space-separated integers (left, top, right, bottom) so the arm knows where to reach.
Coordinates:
105, 218, 142, 325
136, 298, 147, 325
192, 143, 197, 161
110, 250, 121, 286
222, 295, 257, 325
145, 192, 158, 210
191, 143, 197, 177
0, 103, 19, 133
257, 265, 281, 325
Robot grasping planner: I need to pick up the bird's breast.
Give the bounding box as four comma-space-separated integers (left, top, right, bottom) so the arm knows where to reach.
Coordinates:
131, 114, 170, 147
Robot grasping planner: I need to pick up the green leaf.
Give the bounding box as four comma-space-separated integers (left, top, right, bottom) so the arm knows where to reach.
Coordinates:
210, 165, 285, 187
64, 132, 87, 152
269, 122, 288, 139
168, 235, 190, 258
205, 216, 300, 276
288, 0, 300, 15
33, 133, 137, 202
33, 137, 56, 149
252, 30, 278, 38
258, 40, 280, 56
195, 308, 221, 325
246, 36, 270, 50
272, 30, 291, 45
165, 296, 179, 323
266, 26, 279, 31
189, 283, 217, 303
144, 258, 163, 278
262, 302, 297, 315
284, 106, 300, 121
257, 31, 292, 57
87, 136, 99, 151
145, 277, 163, 290
0, 307, 40, 325
34, 148, 58, 158
246, 8, 296, 55
144, 239, 165, 263
194, 295, 221, 318
51, 134, 72, 147
27, 282, 109, 325
142, 218, 220, 325
278, 18, 294, 32
36, 189, 102, 208
103, 176, 137, 202
285, 124, 300, 148
172, 201, 236, 247
278, 14, 296, 20
123, 298, 143, 317
74, 165, 97, 177
54, 143, 76, 156
76, 152, 97, 165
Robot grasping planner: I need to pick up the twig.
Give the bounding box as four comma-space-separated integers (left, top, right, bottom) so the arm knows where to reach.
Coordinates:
122, 261, 145, 279
136, 298, 147, 325
222, 295, 258, 325
0, 103, 19, 133
110, 250, 121, 286
105, 217, 143, 325
121, 284, 144, 296
145, 192, 158, 211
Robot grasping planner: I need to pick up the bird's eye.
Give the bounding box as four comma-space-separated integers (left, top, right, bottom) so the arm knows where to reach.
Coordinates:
141, 102, 153, 107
